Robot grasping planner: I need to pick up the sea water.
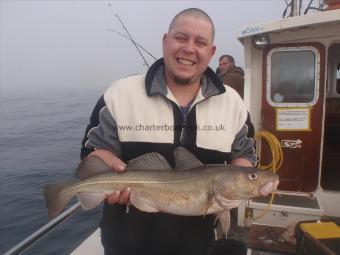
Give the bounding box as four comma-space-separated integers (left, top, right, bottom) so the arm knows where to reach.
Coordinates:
0, 87, 105, 254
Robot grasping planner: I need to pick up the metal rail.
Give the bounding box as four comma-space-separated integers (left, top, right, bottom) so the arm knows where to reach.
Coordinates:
3, 202, 81, 255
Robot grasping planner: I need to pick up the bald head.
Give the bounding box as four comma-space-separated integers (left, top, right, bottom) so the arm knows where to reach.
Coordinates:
168, 8, 215, 41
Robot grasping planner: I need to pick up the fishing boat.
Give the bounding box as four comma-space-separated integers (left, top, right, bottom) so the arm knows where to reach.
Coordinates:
4, 1, 340, 254
237, 0, 340, 253
238, 0, 340, 226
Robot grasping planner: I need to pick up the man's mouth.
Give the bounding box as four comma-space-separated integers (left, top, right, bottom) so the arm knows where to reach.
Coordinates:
177, 58, 195, 66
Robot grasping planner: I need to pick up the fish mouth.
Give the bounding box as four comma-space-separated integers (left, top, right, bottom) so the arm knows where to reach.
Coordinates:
259, 179, 279, 196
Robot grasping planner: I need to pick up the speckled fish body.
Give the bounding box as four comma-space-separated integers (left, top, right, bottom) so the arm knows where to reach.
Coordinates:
44, 147, 279, 233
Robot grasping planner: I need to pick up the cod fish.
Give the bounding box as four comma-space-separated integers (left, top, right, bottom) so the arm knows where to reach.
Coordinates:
44, 147, 279, 233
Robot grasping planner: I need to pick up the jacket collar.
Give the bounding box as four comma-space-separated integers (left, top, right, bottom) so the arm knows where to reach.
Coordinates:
145, 58, 226, 98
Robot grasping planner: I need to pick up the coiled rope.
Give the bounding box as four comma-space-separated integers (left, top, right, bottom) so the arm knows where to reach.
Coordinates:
247, 130, 283, 220
256, 130, 283, 173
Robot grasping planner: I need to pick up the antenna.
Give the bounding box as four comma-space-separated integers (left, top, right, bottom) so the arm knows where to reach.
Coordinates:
292, 0, 299, 16
107, 3, 150, 68
304, 0, 324, 14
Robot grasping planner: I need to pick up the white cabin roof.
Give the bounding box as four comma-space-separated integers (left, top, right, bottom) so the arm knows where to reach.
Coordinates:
238, 9, 340, 41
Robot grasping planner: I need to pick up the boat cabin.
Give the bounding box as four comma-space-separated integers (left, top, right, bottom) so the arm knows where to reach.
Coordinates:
237, 6, 340, 227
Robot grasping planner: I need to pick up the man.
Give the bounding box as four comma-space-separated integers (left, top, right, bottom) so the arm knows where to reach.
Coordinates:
218, 55, 245, 99
218, 54, 255, 139
81, 8, 256, 255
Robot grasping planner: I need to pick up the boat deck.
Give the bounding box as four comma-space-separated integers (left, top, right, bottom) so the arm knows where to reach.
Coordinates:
71, 225, 296, 255
70, 229, 103, 255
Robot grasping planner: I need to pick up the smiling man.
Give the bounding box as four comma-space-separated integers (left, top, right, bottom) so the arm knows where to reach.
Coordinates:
162, 10, 216, 108
81, 8, 256, 255
163, 10, 215, 85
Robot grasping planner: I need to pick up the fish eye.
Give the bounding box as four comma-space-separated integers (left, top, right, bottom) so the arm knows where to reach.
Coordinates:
248, 173, 258, 181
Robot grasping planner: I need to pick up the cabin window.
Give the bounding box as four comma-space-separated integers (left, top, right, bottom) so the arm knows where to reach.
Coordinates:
327, 43, 340, 98
267, 47, 319, 107
337, 62, 340, 94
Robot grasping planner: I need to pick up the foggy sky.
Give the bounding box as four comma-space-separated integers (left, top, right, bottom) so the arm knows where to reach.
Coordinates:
1, 1, 287, 93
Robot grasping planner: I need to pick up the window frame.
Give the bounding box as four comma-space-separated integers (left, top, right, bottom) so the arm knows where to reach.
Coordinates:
266, 46, 320, 107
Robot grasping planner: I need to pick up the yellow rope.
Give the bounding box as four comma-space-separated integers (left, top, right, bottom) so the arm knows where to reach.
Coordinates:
248, 130, 283, 220
255, 130, 283, 173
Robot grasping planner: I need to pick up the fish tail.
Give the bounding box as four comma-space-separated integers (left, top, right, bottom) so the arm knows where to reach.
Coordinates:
43, 182, 74, 219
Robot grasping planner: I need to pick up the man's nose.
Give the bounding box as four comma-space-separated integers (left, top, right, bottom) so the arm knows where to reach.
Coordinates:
182, 39, 195, 54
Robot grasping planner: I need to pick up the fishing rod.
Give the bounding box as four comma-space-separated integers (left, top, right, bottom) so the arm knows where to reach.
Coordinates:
282, 0, 293, 18
107, 2, 150, 68
107, 28, 157, 61
283, 0, 323, 18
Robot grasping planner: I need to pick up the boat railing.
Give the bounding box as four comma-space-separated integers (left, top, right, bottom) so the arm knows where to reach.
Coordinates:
3, 202, 81, 255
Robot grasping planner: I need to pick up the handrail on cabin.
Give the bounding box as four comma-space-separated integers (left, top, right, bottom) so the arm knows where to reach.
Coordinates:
3, 202, 81, 255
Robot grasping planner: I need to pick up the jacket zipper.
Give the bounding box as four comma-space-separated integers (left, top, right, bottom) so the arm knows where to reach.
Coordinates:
179, 120, 186, 146
162, 94, 220, 147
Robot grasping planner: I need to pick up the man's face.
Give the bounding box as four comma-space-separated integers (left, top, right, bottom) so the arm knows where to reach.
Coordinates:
163, 15, 216, 86
219, 57, 233, 74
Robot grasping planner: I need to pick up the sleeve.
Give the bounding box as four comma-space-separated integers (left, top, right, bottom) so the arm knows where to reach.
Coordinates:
230, 113, 258, 166
80, 95, 121, 159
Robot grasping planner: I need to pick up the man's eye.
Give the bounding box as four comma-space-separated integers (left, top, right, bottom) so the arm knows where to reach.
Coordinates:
196, 41, 207, 47
175, 37, 186, 42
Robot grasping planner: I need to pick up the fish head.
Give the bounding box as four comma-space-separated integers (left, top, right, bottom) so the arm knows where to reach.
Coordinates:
213, 166, 279, 200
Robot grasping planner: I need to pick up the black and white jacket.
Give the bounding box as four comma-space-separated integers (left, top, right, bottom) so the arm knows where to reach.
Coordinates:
81, 58, 256, 167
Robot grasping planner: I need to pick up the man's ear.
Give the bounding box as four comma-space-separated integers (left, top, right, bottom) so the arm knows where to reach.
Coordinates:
163, 33, 168, 44
210, 45, 216, 58
162, 33, 168, 51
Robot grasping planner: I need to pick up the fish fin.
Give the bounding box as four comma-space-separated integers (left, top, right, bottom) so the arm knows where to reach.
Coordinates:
174, 147, 204, 170
126, 153, 172, 171
44, 182, 74, 219
75, 155, 111, 180
129, 191, 159, 213
216, 210, 231, 236
214, 188, 243, 209
76, 192, 106, 210
203, 191, 215, 217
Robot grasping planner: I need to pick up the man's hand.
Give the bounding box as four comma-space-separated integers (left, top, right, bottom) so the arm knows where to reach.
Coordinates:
89, 149, 130, 205
231, 157, 253, 167
106, 188, 131, 205
90, 149, 126, 171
